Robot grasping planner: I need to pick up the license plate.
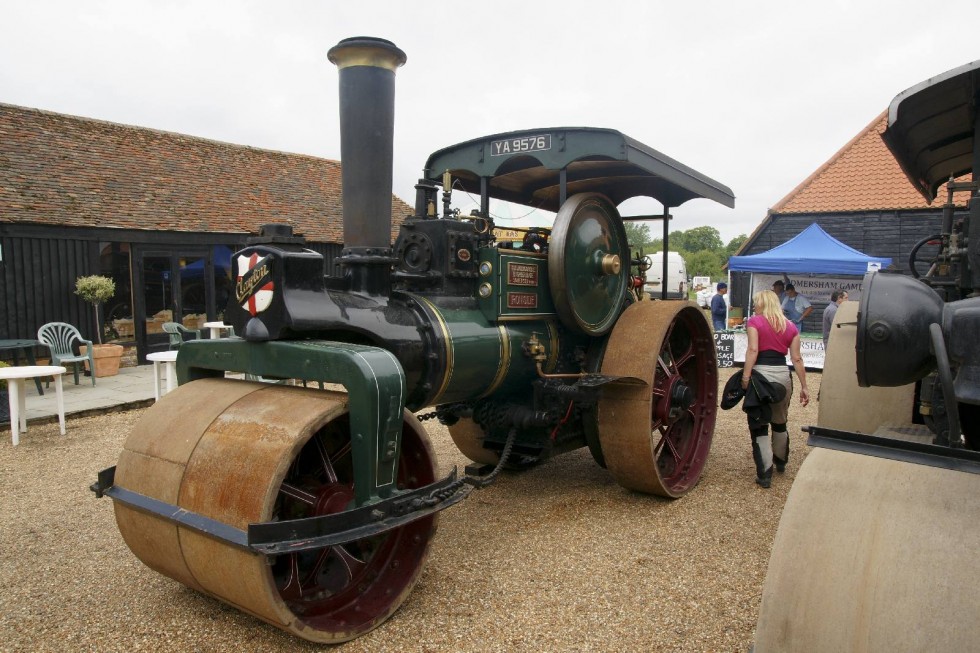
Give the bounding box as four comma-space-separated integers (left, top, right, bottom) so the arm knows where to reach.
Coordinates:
490, 134, 552, 156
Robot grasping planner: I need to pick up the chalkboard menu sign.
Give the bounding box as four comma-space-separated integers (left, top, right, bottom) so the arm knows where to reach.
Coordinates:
714, 331, 735, 368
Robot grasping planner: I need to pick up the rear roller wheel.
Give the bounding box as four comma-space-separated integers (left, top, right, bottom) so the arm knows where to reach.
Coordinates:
448, 416, 500, 465
113, 379, 438, 643
448, 416, 542, 469
597, 301, 717, 497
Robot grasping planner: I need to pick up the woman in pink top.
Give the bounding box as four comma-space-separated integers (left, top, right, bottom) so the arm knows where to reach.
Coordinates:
741, 290, 810, 488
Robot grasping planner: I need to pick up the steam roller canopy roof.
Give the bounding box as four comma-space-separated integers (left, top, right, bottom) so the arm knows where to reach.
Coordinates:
423, 127, 735, 212
882, 59, 980, 202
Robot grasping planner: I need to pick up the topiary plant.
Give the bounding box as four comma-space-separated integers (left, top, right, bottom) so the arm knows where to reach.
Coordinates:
75, 275, 117, 344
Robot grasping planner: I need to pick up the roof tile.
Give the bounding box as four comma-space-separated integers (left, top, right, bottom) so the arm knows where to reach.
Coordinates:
0, 103, 412, 243
771, 111, 965, 214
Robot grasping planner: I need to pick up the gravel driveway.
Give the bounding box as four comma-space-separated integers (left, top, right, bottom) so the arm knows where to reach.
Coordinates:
0, 368, 821, 652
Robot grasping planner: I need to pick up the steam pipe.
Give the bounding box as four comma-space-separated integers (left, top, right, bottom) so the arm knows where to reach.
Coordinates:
327, 37, 407, 295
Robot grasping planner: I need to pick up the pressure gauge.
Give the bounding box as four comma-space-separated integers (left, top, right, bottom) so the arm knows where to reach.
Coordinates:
478, 283, 493, 298
479, 261, 493, 277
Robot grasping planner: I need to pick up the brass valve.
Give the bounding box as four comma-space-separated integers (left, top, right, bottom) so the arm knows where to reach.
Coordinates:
525, 332, 548, 363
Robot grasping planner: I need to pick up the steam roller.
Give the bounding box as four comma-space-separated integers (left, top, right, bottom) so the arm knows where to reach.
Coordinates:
92, 36, 736, 642
754, 60, 980, 652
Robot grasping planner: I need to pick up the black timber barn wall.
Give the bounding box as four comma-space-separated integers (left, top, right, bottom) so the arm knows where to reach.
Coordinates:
0, 229, 97, 341
0, 223, 344, 348
729, 209, 957, 332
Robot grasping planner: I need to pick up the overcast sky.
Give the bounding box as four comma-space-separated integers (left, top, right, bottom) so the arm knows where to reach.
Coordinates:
3, 1, 979, 243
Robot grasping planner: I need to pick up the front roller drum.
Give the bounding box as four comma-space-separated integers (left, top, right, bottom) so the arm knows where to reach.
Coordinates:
113, 378, 438, 643
597, 301, 717, 497
754, 447, 980, 652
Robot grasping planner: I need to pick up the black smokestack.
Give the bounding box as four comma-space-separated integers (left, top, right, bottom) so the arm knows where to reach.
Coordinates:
327, 36, 406, 295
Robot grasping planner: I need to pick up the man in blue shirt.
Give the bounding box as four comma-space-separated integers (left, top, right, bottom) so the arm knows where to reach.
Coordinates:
710, 282, 728, 331
781, 283, 812, 331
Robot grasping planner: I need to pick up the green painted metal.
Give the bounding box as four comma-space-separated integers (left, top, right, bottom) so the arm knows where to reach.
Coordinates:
407, 292, 565, 406
175, 338, 406, 506
423, 127, 736, 211
549, 194, 630, 336
477, 249, 556, 322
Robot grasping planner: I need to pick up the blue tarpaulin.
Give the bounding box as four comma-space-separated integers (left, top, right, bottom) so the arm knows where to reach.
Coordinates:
728, 223, 892, 275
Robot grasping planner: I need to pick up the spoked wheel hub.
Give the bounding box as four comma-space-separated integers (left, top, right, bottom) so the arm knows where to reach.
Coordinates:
597, 300, 718, 497
662, 377, 695, 423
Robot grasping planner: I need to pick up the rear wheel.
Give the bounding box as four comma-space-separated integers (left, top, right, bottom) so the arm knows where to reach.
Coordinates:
597, 301, 717, 497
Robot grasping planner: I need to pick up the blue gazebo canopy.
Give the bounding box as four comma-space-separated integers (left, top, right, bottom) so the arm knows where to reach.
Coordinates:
728, 223, 892, 275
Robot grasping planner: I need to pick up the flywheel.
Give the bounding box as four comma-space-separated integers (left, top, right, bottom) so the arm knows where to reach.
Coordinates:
548, 192, 630, 336
113, 378, 438, 643
597, 300, 717, 497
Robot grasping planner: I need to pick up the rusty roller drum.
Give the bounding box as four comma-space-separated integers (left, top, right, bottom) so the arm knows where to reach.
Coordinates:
754, 447, 980, 652
113, 378, 438, 643
598, 300, 717, 497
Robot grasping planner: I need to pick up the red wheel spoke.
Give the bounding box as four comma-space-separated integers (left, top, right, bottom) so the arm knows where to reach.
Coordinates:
653, 424, 669, 453
674, 345, 694, 369
655, 423, 682, 462
280, 553, 303, 597
301, 546, 343, 590
279, 482, 317, 506
314, 435, 339, 483
333, 544, 368, 579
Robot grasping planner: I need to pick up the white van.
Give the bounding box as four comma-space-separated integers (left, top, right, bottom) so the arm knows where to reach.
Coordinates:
644, 251, 688, 299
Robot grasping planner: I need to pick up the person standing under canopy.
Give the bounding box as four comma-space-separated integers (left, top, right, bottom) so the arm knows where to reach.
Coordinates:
711, 282, 728, 331
822, 289, 848, 348
781, 283, 812, 331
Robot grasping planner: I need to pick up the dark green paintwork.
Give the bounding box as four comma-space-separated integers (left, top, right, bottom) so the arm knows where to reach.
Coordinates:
175, 338, 405, 506
477, 249, 556, 322
423, 127, 736, 211
409, 293, 559, 405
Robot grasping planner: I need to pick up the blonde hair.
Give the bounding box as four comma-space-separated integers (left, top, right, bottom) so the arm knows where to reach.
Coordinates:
753, 290, 788, 333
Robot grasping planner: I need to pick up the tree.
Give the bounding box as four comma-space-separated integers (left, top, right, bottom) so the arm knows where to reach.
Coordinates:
682, 226, 723, 253
623, 222, 651, 250
75, 275, 116, 344
726, 233, 748, 254
667, 230, 687, 251
683, 250, 726, 279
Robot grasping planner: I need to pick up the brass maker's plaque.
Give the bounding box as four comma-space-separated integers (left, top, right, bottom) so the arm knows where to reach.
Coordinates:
507, 292, 538, 309
507, 262, 539, 287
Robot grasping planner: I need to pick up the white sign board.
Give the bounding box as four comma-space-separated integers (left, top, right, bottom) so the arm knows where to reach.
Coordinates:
692, 276, 712, 291
732, 331, 826, 370
750, 274, 865, 304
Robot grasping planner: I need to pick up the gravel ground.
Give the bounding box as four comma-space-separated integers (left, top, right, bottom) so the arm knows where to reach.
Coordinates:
0, 368, 821, 653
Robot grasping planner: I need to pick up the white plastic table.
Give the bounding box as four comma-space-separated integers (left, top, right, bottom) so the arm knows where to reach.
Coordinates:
203, 321, 234, 339
0, 365, 67, 446
146, 351, 178, 400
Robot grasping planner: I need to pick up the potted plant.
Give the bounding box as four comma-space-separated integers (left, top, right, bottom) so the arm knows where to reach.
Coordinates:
0, 360, 9, 423
75, 275, 124, 377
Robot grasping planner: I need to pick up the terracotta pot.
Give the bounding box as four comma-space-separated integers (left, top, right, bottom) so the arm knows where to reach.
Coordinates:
80, 344, 124, 378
